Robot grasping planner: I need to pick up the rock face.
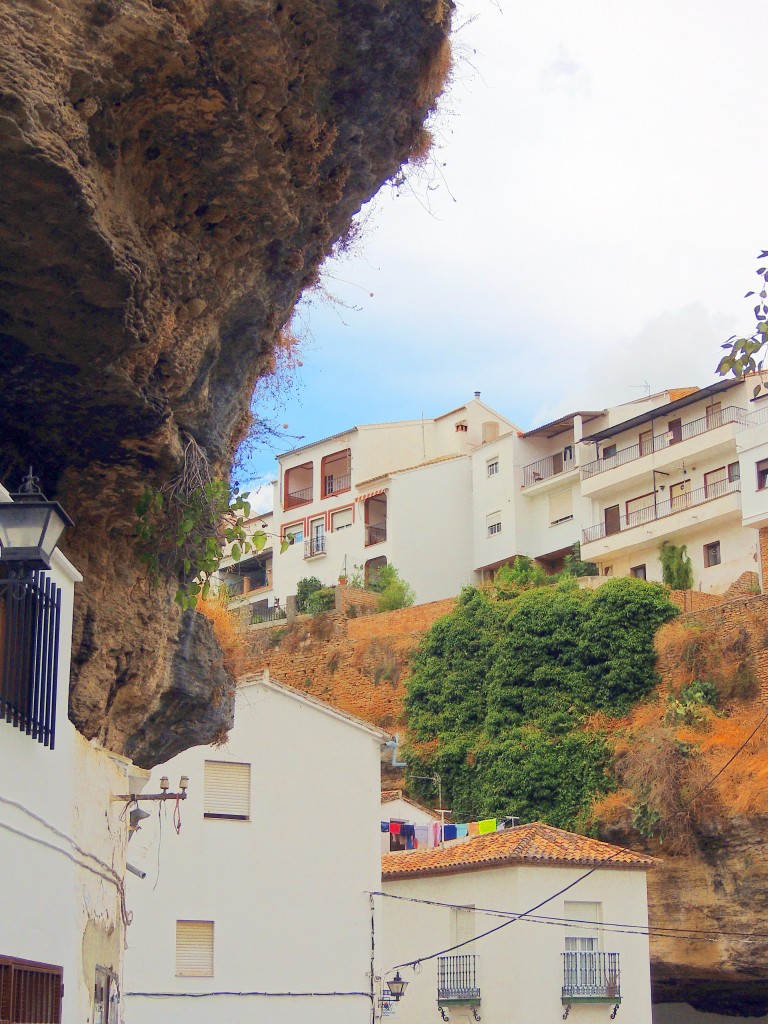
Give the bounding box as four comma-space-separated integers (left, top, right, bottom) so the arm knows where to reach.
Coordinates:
0, 0, 451, 764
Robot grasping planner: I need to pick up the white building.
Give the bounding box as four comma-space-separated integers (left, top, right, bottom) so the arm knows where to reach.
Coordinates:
269, 397, 516, 607
124, 671, 388, 1024
0, 482, 147, 1024
380, 823, 654, 1024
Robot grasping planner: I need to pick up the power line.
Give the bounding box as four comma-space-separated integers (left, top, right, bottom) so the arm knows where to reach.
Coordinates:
371, 891, 768, 944
384, 705, 768, 972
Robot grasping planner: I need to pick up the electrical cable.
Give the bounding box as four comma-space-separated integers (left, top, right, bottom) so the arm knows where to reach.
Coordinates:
125, 990, 373, 1000
370, 891, 768, 944
383, 706, 768, 973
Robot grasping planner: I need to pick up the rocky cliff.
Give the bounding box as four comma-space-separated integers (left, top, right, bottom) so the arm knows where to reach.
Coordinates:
0, 0, 452, 764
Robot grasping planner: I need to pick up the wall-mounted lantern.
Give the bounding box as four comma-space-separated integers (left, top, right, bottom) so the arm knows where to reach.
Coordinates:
0, 468, 73, 573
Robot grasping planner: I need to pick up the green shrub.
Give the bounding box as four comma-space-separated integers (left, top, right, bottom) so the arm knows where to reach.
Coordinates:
659, 542, 694, 590
297, 576, 323, 613
404, 578, 678, 830
305, 586, 336, 616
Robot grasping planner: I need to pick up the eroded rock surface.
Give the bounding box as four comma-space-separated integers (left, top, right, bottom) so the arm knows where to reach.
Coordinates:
0, 0, 451, 764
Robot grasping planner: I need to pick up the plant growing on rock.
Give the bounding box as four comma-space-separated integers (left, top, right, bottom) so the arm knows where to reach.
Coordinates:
135, 434, 267, 609
659, 541, 694, 590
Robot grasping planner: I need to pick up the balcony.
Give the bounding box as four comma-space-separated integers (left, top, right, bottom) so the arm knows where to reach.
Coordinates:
324, 473, 351, 496
522, 450, 575, 488
438, 955, 481, 1004
249, 605, 287, 625
285, 485, 313, 508
365, 524, 387, 546
580, 405, 747, 481
304, 535, 326, 558
562, 951, 620, 1003
582, 478, 741, 546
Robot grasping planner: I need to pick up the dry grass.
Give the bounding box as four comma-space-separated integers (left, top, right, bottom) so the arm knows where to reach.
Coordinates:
416, 34, 452, 106
197, 593, 246, 677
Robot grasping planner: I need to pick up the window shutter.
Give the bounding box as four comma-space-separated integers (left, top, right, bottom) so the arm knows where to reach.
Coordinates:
204, 761, 251, 819
331, 508, 353, 531
549, 490, 573, 524
175, 921, 214, 977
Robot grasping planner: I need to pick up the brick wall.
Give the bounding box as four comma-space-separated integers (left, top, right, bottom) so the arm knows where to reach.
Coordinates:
347, 598, 456, 640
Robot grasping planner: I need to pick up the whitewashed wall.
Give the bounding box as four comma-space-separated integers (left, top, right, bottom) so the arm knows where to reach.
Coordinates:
0, 515, 142, 1024
381, 862, 652, 1024
124, 678, 385, 1024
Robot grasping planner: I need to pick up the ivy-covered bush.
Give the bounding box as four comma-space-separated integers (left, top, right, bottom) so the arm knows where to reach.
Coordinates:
404, 577, 678, 829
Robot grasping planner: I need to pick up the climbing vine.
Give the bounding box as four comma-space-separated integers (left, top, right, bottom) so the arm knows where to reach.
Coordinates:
135, 435, 268, 609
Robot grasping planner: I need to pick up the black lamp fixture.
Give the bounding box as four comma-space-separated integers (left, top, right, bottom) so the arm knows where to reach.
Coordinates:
0, 467, 73, 572
385, 972, 409, 1002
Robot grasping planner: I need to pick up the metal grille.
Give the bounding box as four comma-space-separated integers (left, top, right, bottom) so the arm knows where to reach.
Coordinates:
0, 956, 64, 1024
562, 951, 620, 999
437, 955, 481, 1001
0, 572, 61, 749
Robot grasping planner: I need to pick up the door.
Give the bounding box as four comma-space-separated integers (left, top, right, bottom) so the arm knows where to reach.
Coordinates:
670, 479, 692, 510
668, 418, 682, 444
311, 518, 325, 555
639, 429, 654, 456
604, 505, 621, 536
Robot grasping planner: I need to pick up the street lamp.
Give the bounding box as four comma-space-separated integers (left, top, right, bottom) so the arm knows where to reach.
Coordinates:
386, 972, 409, 1002
0, 468, 73, 572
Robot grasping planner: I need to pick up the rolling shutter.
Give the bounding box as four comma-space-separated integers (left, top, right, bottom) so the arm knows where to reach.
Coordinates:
175, 921, 214, 977
549, 489, 573, 525
203, 761, 251, 819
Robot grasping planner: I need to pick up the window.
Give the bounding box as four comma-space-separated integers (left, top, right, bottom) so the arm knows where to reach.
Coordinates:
93, 966, 118, 1024
549, 490, 573, 525
284, 462, 313, 509
625, 492, 654, 527
564, 901, 601, 951
630, 564, 647, 580
306, 518, 325, 557
321, 449, 351, 497
602, 444, 617, 460
603, 505, 621, 536
704, 467, 726, 498
281, 522, 304, 545
668, 418, 683, 444
486, 512, 502, 537
364, 556, 387, 586
670, 479, 692, 508
728, 462, 740, 482
757, 458, 768, 490
602, 565, 613, 577
451, 906, 476, 947
0, 956, 63, 1024
364, 494, 387, 546
0, 572, 61, 749
176, 921, 214, 977
204, 760, 251, 819
487, 459, 499, 477
331, 507, 353, 531
704, 542, 721, 568
455, 421, 468, 432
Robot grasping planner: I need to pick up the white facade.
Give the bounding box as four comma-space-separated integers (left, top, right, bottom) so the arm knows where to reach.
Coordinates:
0, 485, 146, 1024
124, 673, 387, 1024
380, 828, 653, 1024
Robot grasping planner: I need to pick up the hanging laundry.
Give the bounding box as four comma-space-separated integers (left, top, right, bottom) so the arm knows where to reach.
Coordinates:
478, 818, 497, 835
415, 824, 430, 848
431, 821, 441, 847
381, 822, 390, 833
442, 824, 458, 841
468, 821, 479, 837
389, 821, 402, 835
456, 823, 469, 838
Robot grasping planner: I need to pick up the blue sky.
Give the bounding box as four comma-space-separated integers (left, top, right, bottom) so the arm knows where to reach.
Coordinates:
240, 0, 768, 510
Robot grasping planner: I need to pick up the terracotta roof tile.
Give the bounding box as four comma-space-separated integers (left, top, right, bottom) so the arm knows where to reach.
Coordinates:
382, 822, 654, 879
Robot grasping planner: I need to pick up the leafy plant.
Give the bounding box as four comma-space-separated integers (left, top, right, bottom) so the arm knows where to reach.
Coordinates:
135, 435, 267, 609
404, 578, 678, 829
296, 576, 323, 613
659, 541, 694, 590
717, 251, 768, 394
665, 679, 719, 726
306, 587, 336, 616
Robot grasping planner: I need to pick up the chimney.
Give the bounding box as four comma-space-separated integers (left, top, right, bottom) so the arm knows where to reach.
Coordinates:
474, 391, 481, 399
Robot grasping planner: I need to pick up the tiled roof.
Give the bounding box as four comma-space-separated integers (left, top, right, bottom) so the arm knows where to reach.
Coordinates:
382, 822, 654, 879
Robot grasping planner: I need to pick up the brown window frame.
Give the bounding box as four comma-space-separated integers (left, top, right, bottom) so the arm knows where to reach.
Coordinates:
757, 458, 768, 490
630, 564, 647, 580
321, 450, 351, 499
728, 461, 740, 483
0, 955, 64, 1024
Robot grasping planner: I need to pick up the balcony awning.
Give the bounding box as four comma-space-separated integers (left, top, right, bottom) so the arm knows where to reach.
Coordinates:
355, 488, 387, 503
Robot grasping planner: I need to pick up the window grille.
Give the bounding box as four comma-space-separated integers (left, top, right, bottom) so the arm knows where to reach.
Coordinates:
0, 956, 64, 1024
0, 571, 61, 748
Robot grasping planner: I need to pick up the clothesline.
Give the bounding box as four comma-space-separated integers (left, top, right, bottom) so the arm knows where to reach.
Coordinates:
381, 817, 513, 850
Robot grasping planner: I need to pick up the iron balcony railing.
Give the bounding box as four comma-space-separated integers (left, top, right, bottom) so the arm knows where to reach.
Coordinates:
582, 478, 741, 545
304, 535, 326, 558
323, 473, 351, 496
365, 524, 387, 546
250, 605, 287, 625
438, 955, 481, 1002
522, 450, 575, 487
580, 405, 747, 480
0, 572, 61, 750
285, 485, 313, 508
562, 951, 620, 1001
